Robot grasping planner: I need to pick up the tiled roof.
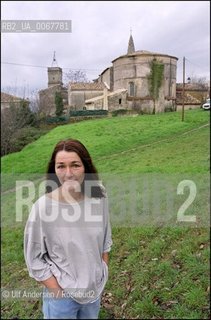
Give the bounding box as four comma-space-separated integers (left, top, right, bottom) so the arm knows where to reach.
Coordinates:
176, 92, 201, 104
112, 50, 178, 63
134, 50, 159, 55
69, 82, 104, 90
1, 92, 27, 102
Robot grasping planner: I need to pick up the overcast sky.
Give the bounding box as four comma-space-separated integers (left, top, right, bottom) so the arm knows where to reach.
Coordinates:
1, 1, 210, 98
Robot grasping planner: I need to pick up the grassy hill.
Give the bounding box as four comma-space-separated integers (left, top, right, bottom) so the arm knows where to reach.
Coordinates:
1, 109, 210, 319
1, 109, 209, 174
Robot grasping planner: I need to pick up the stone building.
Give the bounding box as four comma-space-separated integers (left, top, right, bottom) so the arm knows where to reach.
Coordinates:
90, 34, 178, 113
176, 82, 209, 110
68, 82, 104, 110
85, 89, 127, 111
1, 92, 30, 112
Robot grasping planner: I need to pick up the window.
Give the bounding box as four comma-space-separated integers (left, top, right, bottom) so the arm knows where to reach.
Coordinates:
129, 82, 135, 96
119, 98, 122, 105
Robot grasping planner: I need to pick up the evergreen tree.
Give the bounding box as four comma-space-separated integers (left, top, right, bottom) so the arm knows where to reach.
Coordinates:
55, 92, 64, 116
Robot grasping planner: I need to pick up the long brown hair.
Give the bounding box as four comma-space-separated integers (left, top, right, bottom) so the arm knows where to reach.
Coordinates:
46, 139, 105, 198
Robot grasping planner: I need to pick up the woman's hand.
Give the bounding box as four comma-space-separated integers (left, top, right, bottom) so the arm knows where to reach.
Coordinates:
102, 252, 109, 265
41, 276, 64, 298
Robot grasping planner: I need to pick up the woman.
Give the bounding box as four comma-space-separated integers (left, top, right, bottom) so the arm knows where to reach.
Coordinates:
24, 139, 112, 319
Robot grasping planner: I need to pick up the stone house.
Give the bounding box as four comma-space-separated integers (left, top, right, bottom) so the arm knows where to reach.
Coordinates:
68, 82, 105, 110
176, 82, 209, 110
85, 89, 127, 111
1, 92, 30, 112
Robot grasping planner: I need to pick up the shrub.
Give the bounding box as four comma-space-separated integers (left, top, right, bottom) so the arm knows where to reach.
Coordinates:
45, 115, 70, 124
111, 109, 128, 117
69, 109, 108, 117
9, 127, 49, 154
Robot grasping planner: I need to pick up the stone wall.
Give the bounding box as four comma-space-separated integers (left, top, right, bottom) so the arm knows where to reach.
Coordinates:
108, 91, 127, 111
85, 90, 128, 111
127, 96, 154, 114
68, 90, 104, 110
39, 84, 68, 115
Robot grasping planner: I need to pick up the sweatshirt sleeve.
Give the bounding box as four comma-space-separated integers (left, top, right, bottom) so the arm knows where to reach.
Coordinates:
103, 196, 113, 253
24, 202, 53, 282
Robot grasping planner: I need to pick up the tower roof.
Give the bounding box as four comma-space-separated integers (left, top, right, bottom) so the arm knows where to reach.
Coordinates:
127, 34, 135, 54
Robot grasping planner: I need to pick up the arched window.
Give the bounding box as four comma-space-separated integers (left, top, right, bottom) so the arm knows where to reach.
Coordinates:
129, 82, 135, 96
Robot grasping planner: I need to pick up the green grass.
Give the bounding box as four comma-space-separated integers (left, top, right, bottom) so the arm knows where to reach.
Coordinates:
1, 109, 210, 319
1, 109, 209, 174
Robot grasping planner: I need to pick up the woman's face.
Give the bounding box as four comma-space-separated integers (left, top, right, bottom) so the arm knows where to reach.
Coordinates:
55, 151, 85, 189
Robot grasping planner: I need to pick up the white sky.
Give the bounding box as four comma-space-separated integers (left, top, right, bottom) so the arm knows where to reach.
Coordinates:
1, 0, 210, 98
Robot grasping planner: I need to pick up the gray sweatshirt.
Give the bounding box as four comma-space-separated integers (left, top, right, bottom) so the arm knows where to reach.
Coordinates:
24, 194, 112, 304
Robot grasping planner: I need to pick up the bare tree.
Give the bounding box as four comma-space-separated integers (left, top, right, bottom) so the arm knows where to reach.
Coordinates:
189, 76, 208, 87
64, 69, 89, 83
1, 100, 35, 156
1, 106, 17, 155
29, 89, 41, 113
